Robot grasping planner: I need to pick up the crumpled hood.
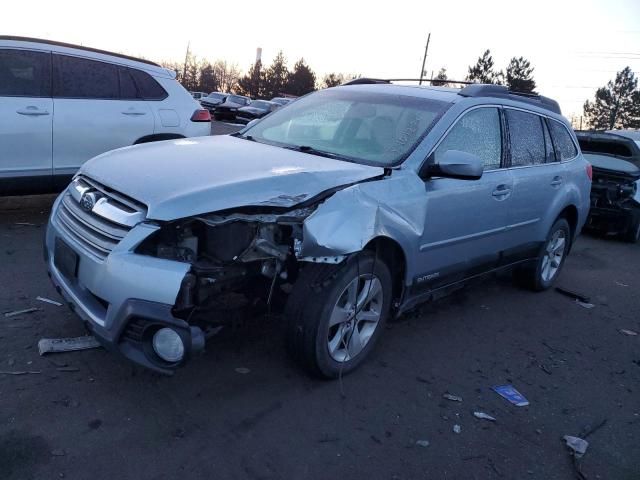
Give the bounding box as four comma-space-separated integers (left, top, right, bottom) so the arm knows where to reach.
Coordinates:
80, 135, 384, 221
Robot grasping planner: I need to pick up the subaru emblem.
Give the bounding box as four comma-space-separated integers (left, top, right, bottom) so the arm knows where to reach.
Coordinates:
79, 192, 97, 212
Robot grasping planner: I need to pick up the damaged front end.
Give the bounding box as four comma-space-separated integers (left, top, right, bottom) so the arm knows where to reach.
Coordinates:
136, 205, 334, 326
587, 167, 640, 236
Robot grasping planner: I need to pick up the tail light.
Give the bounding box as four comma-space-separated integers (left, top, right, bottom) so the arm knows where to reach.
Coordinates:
586, 163, 593, 181
190, 109, 211, 122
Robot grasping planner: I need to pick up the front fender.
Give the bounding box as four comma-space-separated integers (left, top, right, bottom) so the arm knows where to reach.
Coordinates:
300, 171, 426, 283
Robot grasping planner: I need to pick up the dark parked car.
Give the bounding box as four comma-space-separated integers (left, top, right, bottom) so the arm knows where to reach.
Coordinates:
200, 92, 227, 111
576, 130, 640, 242
213, 94, 251, 121
236, 100, 279, 124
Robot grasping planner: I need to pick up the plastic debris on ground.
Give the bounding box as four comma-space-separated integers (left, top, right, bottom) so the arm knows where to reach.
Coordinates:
563, 435, 589, 458
619, 329, 638, 336
555, 287, 591, 303
473, 412, 496, 421
576, 300, 595, 309
415, 440, 430, 447
4, 307, 40, 318
38, 336, 102, 355
235, 367, 251, 374
442, 393, 463, 402
36, 296, 63, 307
492, 384, 530, 406
0, 370, 41, 375
453, 424, 461, 434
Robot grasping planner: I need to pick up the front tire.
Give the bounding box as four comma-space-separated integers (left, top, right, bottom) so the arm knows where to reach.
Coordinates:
514, 218, 571, 291
285, 252, 392, 378
624, 215, 640, 243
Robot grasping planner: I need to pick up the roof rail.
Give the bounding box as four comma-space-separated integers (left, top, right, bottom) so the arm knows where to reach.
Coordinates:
458, 84, 561, 114
342, 78, 391, 85
0, 36, 161, 67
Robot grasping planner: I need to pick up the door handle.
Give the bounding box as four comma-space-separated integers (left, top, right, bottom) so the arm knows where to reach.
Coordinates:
121, 110, 146, 116
550, 176, 563, 187
16, 107, 50, 116
492, 185, 512, 197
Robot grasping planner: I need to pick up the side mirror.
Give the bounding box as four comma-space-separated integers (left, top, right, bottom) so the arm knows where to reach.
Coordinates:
421, 150, 484, 180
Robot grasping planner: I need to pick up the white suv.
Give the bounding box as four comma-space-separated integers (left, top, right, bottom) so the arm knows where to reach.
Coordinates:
0, 36, 211, 195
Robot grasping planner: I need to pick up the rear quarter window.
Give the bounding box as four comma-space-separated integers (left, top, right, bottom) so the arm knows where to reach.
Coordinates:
129, 69, 167, 100
548, 120, 578, 161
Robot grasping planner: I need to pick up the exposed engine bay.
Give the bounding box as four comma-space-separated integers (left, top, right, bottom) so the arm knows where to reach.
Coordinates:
136, 207, 318, 321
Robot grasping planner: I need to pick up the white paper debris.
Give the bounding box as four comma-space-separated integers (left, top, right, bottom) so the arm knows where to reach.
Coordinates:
38, 336, 101, 355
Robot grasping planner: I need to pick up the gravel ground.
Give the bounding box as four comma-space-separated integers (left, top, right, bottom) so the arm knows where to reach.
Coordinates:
0, 123, 638, 479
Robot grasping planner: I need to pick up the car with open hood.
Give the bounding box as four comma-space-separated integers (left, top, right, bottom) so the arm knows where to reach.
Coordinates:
576, 130, 640, 242
45, 81, 591, 377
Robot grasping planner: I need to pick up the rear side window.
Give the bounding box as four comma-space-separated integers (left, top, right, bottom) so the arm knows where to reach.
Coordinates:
506, 109, 545, 166
0, 49, 51, 97
436, 107, 502, 170
54, 54, 118, 99
548, 120, 578, 161
129, 69, 167, 100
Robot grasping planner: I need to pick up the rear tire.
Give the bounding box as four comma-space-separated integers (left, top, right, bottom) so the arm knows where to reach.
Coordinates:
514, 218, 571, 291
285, 252, 392, 378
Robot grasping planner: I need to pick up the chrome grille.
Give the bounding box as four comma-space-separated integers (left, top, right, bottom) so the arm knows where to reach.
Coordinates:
55, 176, 146, 260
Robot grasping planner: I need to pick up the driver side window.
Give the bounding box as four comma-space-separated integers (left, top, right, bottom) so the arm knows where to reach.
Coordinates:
435, 107, 502, 170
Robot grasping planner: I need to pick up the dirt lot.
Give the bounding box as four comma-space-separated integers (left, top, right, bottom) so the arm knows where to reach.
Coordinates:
1, 124, 639, 479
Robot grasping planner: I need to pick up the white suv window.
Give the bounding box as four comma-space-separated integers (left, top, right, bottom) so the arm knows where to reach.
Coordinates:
436, 107, 502, 170
53, 54, 119, 99
0, 49, 51, 97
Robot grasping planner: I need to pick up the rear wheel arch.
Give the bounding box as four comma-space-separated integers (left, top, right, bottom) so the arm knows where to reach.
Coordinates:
134, 133, 185, 145
557, 204, 579, 243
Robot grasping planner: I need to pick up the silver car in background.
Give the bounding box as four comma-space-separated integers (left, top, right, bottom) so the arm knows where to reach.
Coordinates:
44, 81, 591, 377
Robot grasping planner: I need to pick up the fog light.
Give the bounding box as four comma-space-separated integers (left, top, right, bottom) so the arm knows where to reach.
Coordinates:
152, 328, 185, 363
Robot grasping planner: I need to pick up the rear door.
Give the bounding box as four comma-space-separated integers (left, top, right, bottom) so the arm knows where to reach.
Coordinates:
52, 54, 154, 184
0, 48, 53, 193
504, 109, 568, 260
417, 106, 514, 289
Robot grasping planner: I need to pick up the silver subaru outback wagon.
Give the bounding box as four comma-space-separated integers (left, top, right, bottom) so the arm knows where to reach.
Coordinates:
44, 81, 592, 377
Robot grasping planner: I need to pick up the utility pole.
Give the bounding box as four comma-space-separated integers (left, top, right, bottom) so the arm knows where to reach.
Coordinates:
182, 41, 191, 84
418, 33, 431, 86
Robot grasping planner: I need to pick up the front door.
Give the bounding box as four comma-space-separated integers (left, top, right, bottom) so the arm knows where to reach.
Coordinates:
0, 48, 53, 194
417, 106, 513, 290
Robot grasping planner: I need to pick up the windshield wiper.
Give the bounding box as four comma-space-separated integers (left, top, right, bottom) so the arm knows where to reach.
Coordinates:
284, 144, 351, 162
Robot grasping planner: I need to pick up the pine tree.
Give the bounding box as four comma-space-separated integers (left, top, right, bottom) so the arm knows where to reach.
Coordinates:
584, 67, 640, 130
322, 73, 343, 88
431, 68, 449, 87
286, 58, 316, 96
506, 57, 536, 93
466, 50, 502, 84
263, 51, 289, 99
199, 62, 219, 93
237, 60, 264, 98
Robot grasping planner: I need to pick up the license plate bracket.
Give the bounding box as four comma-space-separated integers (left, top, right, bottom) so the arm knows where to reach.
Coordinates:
54, 238, 78, 280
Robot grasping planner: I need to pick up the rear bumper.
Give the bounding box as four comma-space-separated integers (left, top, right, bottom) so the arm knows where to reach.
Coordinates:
44, 193, 204, 374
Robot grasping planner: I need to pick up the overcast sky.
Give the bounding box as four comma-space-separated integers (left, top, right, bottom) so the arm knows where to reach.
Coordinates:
3, 0, 639, 120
